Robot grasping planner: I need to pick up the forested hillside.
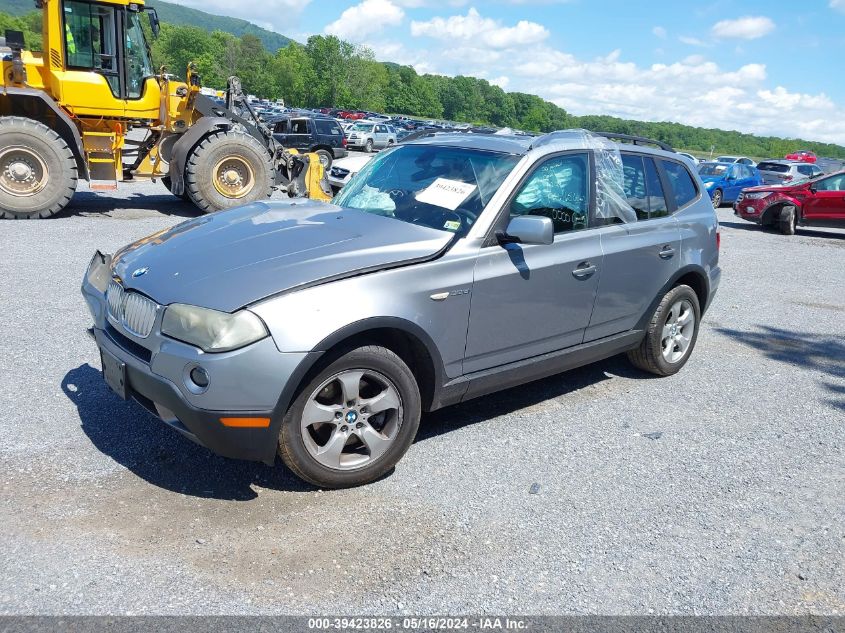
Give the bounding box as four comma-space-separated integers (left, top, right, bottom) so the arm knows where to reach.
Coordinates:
2, 6, 843, 158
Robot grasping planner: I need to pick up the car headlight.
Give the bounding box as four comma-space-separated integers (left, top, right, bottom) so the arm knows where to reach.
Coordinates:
161, 304, 268, 352
704, 181, 715, 188
743, 192, 772, 200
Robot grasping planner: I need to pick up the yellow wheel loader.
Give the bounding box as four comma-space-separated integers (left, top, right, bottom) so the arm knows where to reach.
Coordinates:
0, 0, 331, 219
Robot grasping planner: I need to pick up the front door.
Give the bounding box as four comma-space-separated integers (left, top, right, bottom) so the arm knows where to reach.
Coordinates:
803, 173, 845, 225
464, 152, 602, 373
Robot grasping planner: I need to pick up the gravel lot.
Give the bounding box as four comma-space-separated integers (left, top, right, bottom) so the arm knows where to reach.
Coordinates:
1, 180, 843, 616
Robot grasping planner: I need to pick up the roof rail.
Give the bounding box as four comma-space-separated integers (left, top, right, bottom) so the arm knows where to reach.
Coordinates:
595, 132, 675, 152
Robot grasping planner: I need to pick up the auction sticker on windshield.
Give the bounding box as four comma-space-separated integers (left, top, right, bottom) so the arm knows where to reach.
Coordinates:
415, 178, 477, 211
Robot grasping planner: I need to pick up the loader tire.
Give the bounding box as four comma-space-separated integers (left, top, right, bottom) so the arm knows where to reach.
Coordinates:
0, 117, 77, 219
184, 130, 273, 213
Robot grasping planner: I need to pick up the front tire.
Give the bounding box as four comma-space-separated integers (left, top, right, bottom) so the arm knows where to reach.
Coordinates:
184, 130, 273, 213
779, 205, 797, 235
0, 117, 77, 219
278, 346, 421, 488
364, 139, 374, 153
627, 285, 701, 377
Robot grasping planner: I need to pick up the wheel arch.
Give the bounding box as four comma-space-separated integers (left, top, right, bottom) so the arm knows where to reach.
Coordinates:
0, 89, 88, 180
272, 318, 445, 429
168, 117, 232, 196
761, 200, 801, 227
635, 264, 711, 332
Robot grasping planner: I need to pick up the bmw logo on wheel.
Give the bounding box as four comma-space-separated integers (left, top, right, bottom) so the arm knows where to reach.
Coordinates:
345, 411, 358, 424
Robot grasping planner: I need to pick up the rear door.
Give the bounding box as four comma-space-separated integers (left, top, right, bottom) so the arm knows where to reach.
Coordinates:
802, 173, 845, 225
585, 154, 681, 341
374, 124, 388, 148
465, 152, 602, 372
286, 118, 312, 151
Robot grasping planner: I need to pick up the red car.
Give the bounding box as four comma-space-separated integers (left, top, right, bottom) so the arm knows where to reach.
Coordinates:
734, 170, 845, 234
785, 150, 817, 163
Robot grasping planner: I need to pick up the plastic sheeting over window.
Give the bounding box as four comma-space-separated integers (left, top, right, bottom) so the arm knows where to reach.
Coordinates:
530, 129, 638, 224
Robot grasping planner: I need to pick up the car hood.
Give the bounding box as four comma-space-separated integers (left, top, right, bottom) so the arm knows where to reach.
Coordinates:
111, 200, 452, 312
742, 183, 803, 193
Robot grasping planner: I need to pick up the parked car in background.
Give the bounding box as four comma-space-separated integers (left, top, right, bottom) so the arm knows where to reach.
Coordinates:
734, 170, 845, 234
82, 130, 720, 488
755, 160, 823, 185
272, 115, 348, 169
785, 150, 817, 163
698, 162, 762, 207
715, 155, 756, 167
326, 154, 374, 193
346, 122, 397, 152
677, 152, 700, 165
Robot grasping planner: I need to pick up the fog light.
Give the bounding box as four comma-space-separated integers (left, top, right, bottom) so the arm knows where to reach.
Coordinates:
189, 366, 209, 389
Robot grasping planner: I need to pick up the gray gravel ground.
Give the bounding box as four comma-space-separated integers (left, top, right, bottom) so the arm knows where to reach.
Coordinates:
0, 181, 843, 615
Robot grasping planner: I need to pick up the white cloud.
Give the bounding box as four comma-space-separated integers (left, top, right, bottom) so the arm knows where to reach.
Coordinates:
830, 0, 845, 12
171, 0, 310, 34
652, 26, 667, 39
324, 0, 405, 41
410, 8, 548, 49
711, 16, 775, 40
679, 36, 709, 47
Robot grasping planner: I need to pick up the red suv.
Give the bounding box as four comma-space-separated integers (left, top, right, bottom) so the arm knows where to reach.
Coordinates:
785, 150, 817, 163
734, 170, 845, 234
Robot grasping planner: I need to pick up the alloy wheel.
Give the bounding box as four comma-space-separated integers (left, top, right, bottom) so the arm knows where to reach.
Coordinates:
300, 369, 403, 470
661, 299, 695, 363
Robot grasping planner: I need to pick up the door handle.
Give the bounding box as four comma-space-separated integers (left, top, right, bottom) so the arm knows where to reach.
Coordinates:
572, 262, 597, 280
659, 245, 676, 259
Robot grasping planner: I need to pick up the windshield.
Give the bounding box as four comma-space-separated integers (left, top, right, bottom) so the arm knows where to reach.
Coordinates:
333, 144, 520, 236
716, 156, 737, 163
125, 12, 154, 99
351, 123, 374, 132
698, 163, 729, 177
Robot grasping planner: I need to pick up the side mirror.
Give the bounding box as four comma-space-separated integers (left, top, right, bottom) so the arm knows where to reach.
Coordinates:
146, 7, 161, 37
497, 215, 554, 246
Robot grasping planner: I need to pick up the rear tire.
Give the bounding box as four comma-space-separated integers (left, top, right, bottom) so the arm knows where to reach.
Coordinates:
0, 117, 77, 219
278, 345, 421, 488
627, 285, 701, 377
711, 189, 722, 208
184, 130, 273, 213
315, 149, 333, 170
364, 139, 373, 153
779, 205, 797, 235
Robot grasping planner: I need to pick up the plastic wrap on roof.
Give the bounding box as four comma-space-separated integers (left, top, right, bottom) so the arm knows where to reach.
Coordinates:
531, 129, 637, 224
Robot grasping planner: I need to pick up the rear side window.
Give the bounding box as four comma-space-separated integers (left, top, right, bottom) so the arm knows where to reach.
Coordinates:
621, 154, 649, 221
661, 160, 698, 208
644, 158, 669, 218
315, 119, 340, 135
290, 119, 310, 134
274, 120, 288, 133
757, 162, 789, 173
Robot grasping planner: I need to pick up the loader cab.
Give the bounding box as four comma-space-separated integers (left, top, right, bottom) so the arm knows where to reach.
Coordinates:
53, 0, 160, 117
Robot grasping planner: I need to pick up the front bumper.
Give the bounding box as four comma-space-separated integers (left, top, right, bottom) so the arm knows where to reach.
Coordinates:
733, 197, 766, 223
81, 253, 316, 464
95, 327, 280, 463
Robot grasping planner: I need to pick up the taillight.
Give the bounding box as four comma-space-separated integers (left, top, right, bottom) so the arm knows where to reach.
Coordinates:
716, 230, 721, 252
342, 137, 347, 147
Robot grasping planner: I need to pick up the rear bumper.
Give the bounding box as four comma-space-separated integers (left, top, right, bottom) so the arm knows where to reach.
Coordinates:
95, 327, 280, 464
332, 147, 349, 159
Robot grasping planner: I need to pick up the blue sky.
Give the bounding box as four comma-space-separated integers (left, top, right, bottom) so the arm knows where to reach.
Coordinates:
174, 0, 845, 144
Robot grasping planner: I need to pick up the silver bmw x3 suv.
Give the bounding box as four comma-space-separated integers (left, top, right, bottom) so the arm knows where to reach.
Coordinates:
82, 130, 721, 488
